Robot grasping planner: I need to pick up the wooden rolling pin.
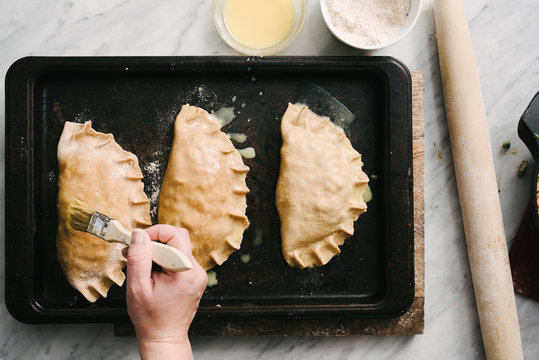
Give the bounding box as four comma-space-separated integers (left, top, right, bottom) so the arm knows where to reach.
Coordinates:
434, 1, 523, 359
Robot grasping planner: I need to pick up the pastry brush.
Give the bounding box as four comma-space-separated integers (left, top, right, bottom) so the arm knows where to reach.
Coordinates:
67, 199, 192, 272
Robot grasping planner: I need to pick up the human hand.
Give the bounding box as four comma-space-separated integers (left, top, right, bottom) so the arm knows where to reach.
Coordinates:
125, 225, 207, 360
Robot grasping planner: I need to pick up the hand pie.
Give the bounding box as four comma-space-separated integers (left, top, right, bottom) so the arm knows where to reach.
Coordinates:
276, 103, 369, 268
57, 121, 151, 302
158, 105, 250, 270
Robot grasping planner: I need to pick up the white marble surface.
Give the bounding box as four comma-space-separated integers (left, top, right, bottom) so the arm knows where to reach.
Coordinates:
1, 0, 539, 358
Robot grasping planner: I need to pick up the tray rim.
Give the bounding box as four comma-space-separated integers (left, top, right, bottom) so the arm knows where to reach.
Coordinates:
5, 55, 414, 324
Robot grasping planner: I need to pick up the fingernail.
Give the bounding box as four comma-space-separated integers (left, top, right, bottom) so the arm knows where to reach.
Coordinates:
131, 229, 145, 245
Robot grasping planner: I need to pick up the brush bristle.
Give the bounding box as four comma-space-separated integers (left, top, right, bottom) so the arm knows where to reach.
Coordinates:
67, 199, 95, 232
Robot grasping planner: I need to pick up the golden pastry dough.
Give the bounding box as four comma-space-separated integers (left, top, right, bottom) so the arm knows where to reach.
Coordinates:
158, 105, 250, 270
276, 103, 369, 268
57, 121, 151, 302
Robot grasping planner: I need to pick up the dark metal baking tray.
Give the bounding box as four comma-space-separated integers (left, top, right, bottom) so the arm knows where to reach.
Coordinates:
5, 56, 414, 324
517, 91, 539, 234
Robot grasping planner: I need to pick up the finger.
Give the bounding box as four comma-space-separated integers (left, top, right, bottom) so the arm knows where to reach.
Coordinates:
126, 229, 153, 297
145, 224, 193, 257
145, 225, 200, 280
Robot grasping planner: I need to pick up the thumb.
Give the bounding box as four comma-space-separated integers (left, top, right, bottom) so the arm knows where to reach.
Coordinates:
126, 229, 153, 297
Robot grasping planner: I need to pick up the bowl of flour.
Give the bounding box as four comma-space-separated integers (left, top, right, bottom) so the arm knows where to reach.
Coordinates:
320, 0, 421, 50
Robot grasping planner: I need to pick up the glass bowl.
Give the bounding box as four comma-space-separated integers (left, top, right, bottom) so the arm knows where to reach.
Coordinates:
213, 0, 306, 56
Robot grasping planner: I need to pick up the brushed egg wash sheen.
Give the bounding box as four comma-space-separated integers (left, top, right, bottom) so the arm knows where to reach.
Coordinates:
224, 0, 295, 49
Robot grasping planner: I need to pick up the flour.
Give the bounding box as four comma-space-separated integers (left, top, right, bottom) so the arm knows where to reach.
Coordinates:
324, 0, 410, 46
143, 157, 162, 219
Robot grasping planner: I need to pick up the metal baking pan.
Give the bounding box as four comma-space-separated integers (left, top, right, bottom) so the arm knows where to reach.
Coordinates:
518, 91, 539, 233
5, 56, 414, 324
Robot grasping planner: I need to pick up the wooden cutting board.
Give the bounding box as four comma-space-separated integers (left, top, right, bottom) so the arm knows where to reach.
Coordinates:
114, 71, 425, 336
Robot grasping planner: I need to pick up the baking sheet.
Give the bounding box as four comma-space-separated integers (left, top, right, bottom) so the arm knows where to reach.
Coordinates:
5, 56, 414, 323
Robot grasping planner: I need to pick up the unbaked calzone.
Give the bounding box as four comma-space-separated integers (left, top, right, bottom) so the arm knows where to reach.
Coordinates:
276, 103, 369, 268
158, 105, 250, 270
57, 121, 151, 302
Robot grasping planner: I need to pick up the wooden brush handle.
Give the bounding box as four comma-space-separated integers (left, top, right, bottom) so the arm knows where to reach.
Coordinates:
109, 220, 192, 272
151, 241, 192, 272
434, 0, 523, 359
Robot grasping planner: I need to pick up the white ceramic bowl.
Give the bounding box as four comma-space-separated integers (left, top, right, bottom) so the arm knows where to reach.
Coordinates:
213, 0, 306, 56
320, 0, 422, 50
